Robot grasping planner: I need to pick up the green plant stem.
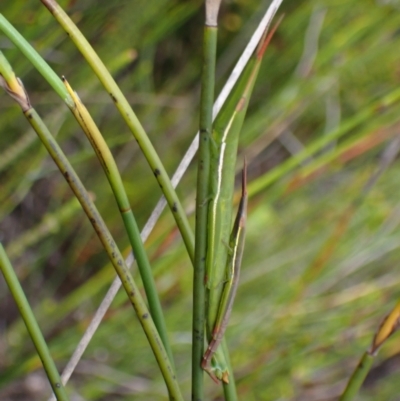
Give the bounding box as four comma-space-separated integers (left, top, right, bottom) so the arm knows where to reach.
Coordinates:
0, 243, 70, 401
0, 16, 174, 365
192, 16, 219, 400
0, 14, 74, 107
25, 107, 183, 401
63, 78, 174, 367
0, 54, 182, 399
40, 0, 195, 263
339, 351, 374, 401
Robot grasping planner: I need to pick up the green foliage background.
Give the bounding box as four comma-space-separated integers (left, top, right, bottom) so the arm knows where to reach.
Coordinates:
1, 0, 400, 400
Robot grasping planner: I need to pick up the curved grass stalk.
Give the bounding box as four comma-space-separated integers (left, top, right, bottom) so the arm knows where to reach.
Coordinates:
39, 0, 195, 263
0, 14, 74, 107
0, 54, 183, 401
62, 77, 174, 366
25, 2, 284, 392
0, 243, 70, 401
0, 15, 173, 365
0, 47, 134, 174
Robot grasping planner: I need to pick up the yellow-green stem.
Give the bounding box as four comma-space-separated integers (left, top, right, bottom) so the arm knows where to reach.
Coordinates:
63, 77, 174, 367
40, 0, 195, 264
0, 51, 182, 399
0, 16, 173, 364
193, 18, 218, 400
24, 107, 183, 401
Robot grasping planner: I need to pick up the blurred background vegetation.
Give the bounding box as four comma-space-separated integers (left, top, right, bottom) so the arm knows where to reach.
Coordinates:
1, 0, 400, 400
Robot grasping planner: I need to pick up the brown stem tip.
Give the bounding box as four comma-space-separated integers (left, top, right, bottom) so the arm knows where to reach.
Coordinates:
256, 14, 284, 60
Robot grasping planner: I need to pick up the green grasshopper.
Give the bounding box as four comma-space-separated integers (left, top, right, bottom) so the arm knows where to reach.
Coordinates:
202, 20, 281, 383
202, 163, 247, 383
